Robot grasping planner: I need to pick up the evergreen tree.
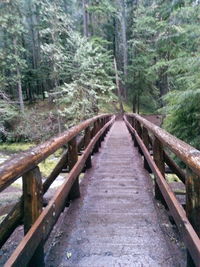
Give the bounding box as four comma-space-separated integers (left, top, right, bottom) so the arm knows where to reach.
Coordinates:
55, 35, 115, 125
0, 0, 27, 113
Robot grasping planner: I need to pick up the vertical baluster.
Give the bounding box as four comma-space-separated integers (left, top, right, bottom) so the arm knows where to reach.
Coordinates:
84, 126, 92, 169
133, 120, 139, 147
142, 126, 151, 172
101, 118, 106, 141
131, 117, 134, 128
22, 166, 44, 267
93, 120, 100, 153
135, 121, 143, 155
153, 137, 166, 206
68, 136, 80, 200
186, 168, 200, 267
98, 119, 103, 148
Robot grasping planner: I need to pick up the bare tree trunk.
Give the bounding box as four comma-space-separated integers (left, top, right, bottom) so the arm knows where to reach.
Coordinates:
16, 67, 24, 114
115, 0, 128, 100
14, 38, 24, 113
121, 0, 128, 81
157, 66, 169, 107
114, 58, 124, 114
82, 0, 89, 37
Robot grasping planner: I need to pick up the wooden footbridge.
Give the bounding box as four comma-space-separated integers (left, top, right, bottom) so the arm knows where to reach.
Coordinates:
0, 114, 200, 266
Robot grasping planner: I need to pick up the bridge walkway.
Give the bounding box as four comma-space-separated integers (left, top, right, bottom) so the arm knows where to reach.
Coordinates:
45, 120, 184, 266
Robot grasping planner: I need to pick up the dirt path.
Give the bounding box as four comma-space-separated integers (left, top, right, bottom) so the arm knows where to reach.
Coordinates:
45, 121, 185, 267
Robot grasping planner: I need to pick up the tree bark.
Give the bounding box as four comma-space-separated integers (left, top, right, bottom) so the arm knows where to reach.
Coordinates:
114, 57, 124, 114
82, 0, 89, 37
14, 38, 24, 113
115, 0, 128, 99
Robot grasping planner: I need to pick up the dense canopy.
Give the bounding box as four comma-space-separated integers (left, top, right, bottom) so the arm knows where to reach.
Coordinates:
0, 0, 200, 148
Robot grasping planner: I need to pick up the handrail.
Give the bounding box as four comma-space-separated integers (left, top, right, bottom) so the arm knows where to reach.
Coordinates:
127, 113, 200, 177
124, 113, 200, 267
0, 114, 110, 192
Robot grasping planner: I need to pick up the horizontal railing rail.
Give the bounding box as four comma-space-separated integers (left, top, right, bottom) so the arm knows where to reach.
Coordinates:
0, 114, 115, 266
124, 114, 200, 267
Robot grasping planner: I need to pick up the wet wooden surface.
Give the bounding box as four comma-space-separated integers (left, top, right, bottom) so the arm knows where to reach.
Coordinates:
45, 121, 185, 266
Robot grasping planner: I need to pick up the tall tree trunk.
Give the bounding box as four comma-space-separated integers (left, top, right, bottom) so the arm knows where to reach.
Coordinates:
157, 66, 169, 107
121, 0, 128, 82
17, 68, 24, 113
115, 0, 128, 100
114, 58, 124, 114
82, 0, 89, 37
14, 38, 24, 113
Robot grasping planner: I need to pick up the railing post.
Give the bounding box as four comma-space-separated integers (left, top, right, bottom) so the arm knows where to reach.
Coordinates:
68, 136, 80, 200
22, 166, 44, 267
153, 137, 167, 206
135, 120, 143, 155
133, 120, 139, 147
186, 168, 200, 267
84, 126, 92, 169
101, 118, 106, 141
93, 120, 100, 153
142, 126, 151, 172
98, 119, 103, 148
131, 117, 135, 128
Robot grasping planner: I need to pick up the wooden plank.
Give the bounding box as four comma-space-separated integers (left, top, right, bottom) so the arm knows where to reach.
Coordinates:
4, 116, 115, 267
0, 114, 111, 192
124, 117, 200, 266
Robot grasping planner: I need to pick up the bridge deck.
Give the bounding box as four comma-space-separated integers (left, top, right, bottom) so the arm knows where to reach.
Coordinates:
45, 121, 184, 266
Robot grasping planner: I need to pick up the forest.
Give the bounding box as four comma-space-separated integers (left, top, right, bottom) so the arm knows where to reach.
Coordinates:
0, 0, 200, 149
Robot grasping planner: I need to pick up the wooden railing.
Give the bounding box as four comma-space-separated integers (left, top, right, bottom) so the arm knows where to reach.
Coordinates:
0, 114, 115, 266
124, 114, 200, 267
